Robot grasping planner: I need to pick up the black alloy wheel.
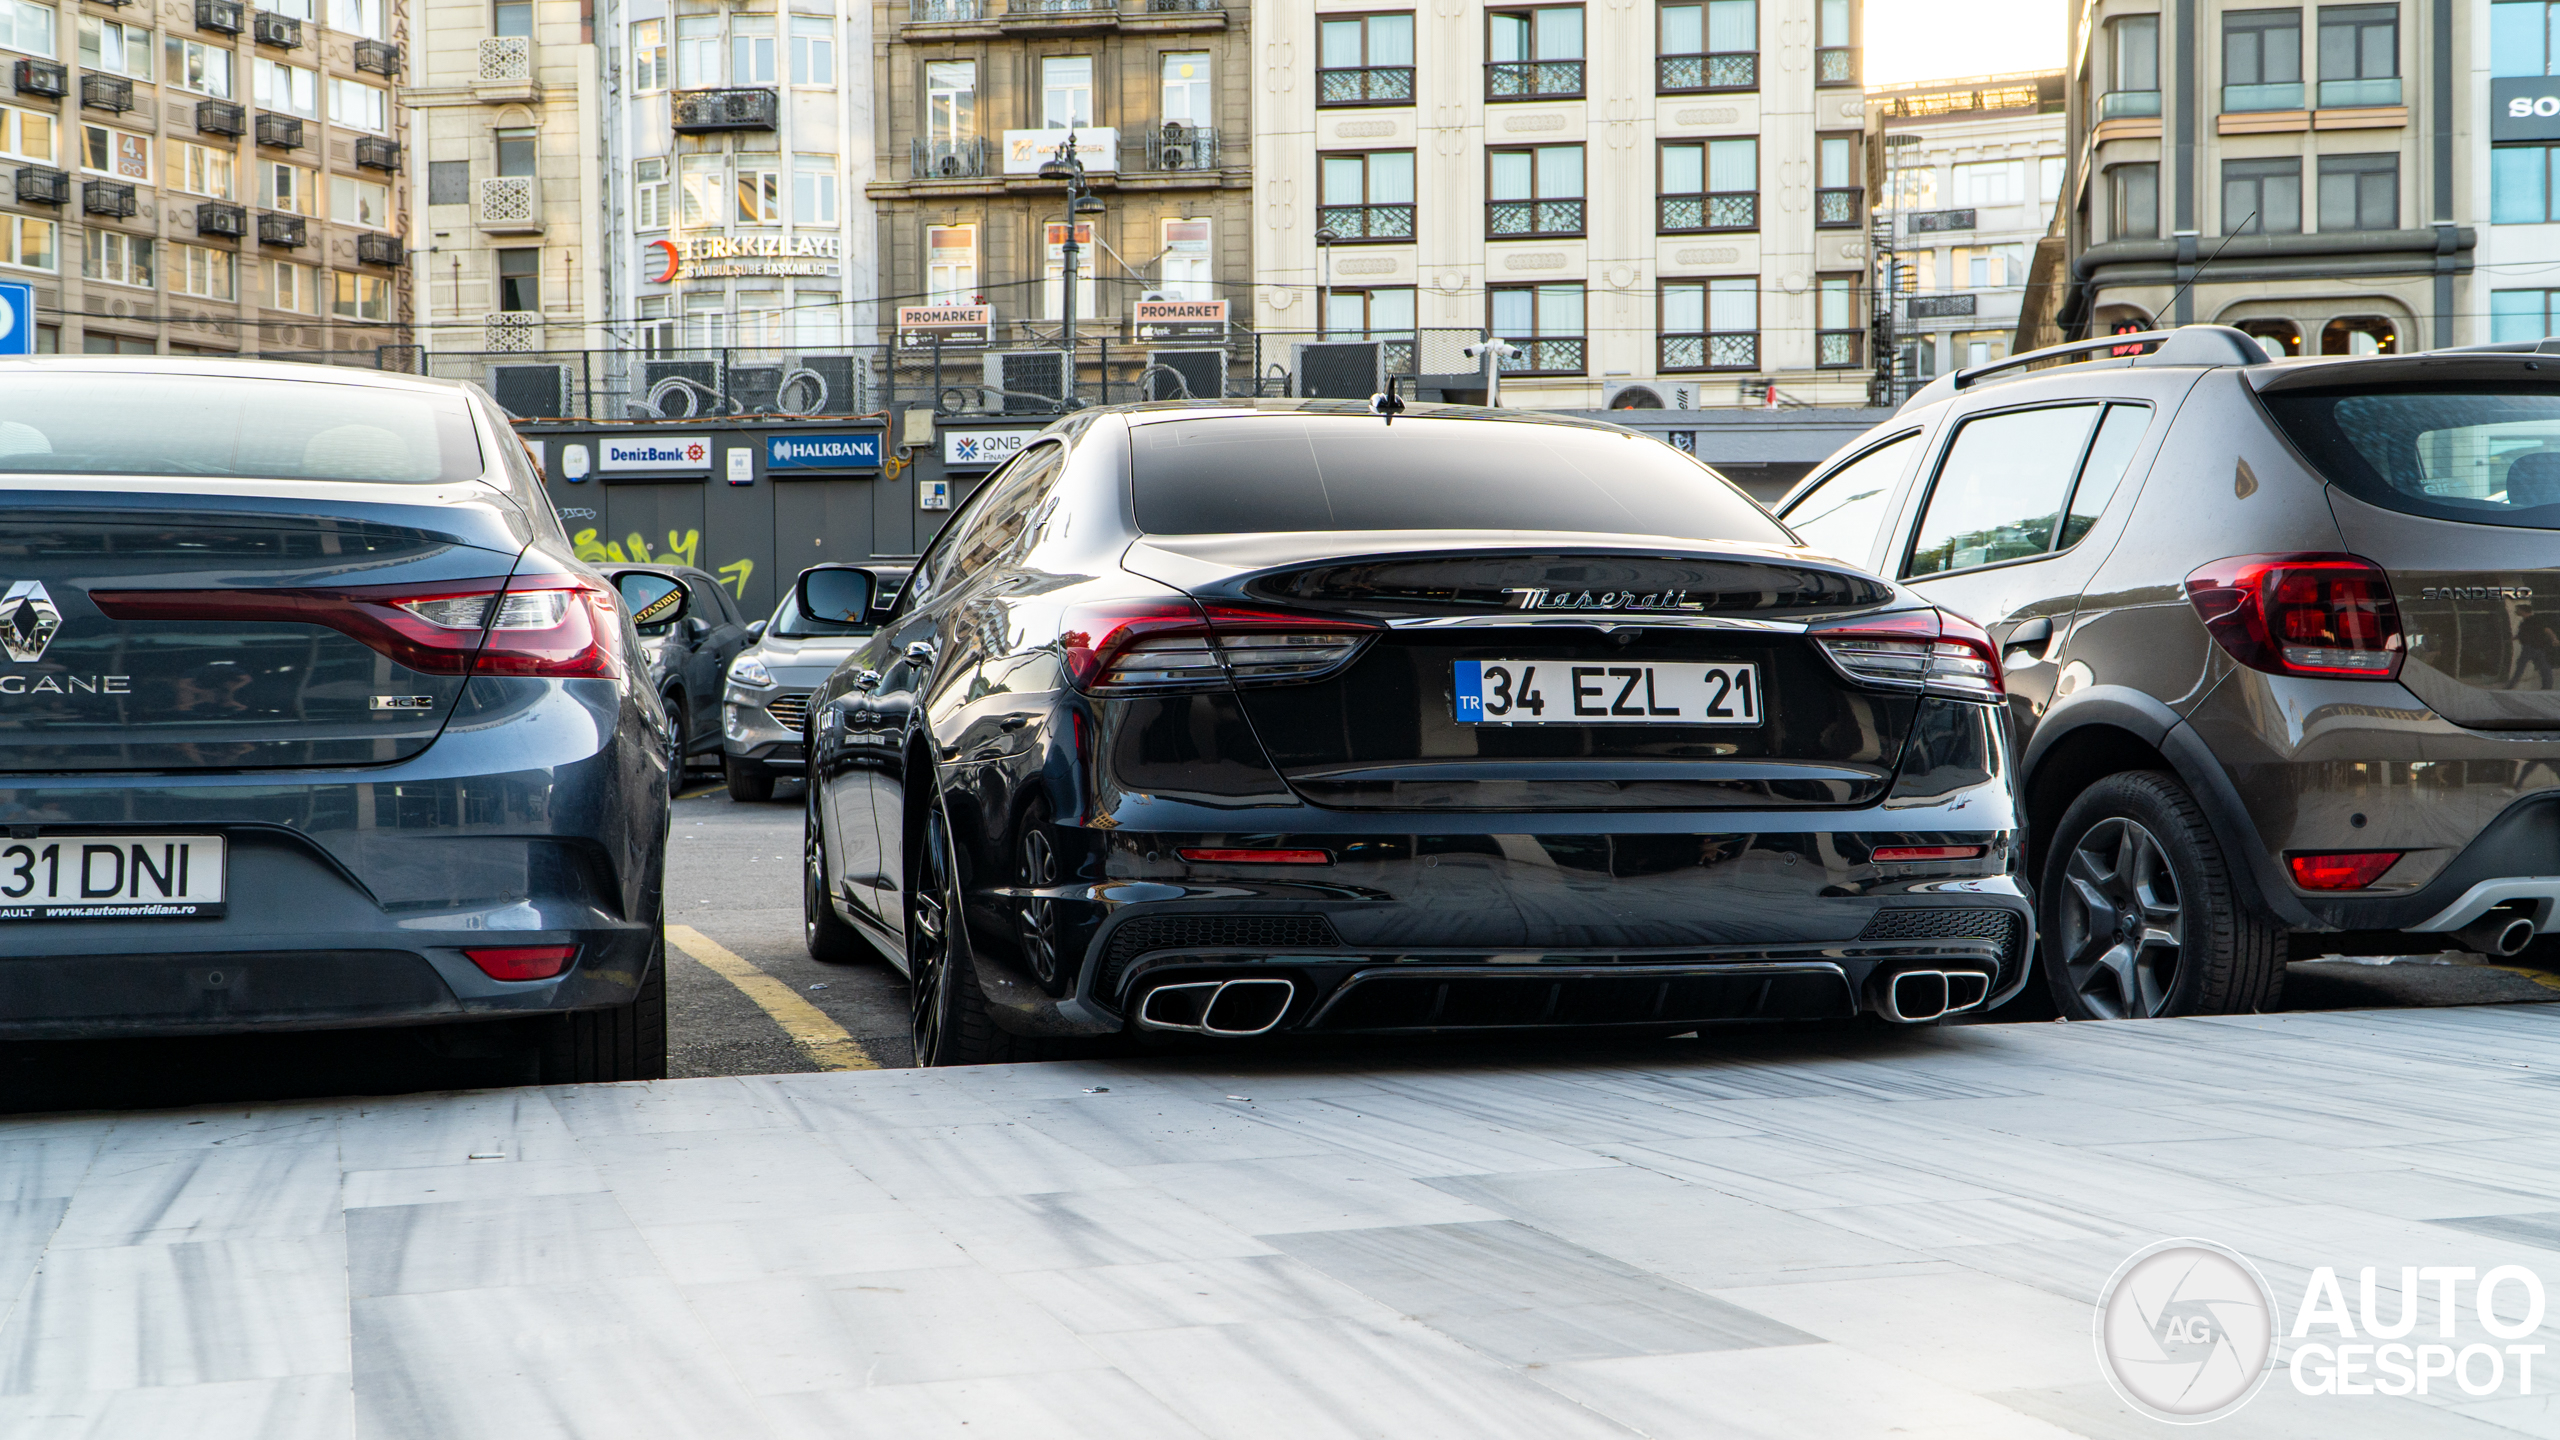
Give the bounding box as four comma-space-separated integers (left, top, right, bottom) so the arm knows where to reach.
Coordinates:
2052, 816, 2184, 1018
663, 694, 688, 778
1017, 823, 1060, 984
804, 795, 865, 963
907, 804, 1031, 1065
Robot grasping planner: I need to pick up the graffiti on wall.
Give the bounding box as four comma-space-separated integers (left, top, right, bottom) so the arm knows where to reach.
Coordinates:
570, 526, 756, 599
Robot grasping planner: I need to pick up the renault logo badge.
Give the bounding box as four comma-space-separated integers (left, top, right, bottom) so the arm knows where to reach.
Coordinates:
0, 582, 60, 664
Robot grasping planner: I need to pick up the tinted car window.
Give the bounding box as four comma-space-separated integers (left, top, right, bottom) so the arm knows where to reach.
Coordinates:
947, 444, 1066, 578
1906, 404, 2102, 577
682, 575, 736, 625
1785, 432, 1918, 563
0, 373, 484, 483
2260, 387, 2560, 530
2058, 404, 2149, 547
1131, 415, 1791, 543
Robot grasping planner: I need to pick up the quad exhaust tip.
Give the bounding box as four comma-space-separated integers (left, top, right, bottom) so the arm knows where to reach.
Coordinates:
1874, 968, 1992, 1024
1137, 977, 1297, 1036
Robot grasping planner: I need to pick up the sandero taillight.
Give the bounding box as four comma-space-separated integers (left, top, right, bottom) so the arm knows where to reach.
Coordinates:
90, 572, 624, 678
2183, 553, 2402, 680
1058, 598, 1378, 694
1810, 609, 2004, 703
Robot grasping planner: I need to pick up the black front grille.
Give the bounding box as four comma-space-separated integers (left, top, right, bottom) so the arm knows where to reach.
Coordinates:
1099, 914, 1341, 996
1313, 968, 1853, 1031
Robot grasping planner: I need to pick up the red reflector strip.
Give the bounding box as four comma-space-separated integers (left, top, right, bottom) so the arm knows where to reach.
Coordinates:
463, 944, 578, 980
1870, 845, 1986, 863
1176, 848, 1333, 865
2287, 851, 2403, 891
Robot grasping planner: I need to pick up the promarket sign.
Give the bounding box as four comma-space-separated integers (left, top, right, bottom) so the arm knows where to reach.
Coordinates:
599, 435, 711, 473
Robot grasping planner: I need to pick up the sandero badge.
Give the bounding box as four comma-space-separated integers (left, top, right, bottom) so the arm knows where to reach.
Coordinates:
1, 580, 60, 663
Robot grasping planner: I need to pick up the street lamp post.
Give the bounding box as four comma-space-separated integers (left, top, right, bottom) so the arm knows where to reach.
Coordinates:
1314, 227, 1340, 336
1038, 132, 1107, 406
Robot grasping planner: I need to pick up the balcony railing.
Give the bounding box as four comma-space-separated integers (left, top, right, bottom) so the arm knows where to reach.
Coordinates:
1318, 66, 1413, 105
81, 74, 134, 112
1145, 0, 1221, 11
2318, 76, 2400, 107
13, 58, 66, 97
356, 231, 402, 266
1657, 51, 1754, 92
354, 39, 400, 76
1816, 329, 1864, 369
478, 175, 538, 226
195, 0, 245, 33
1005, 0, 1115, 14
258, 212, 305, 246
197, 200, 249, 237
907, 0, 983, 18
253, 10, 300, 46
1815, 46, 1854, 84
1908, 208, 1975, 233
1660, 331, 1757, 372
671, 87, 779, 132
911, 136, 993, 178
13, 166, 66, 206
1495, 337, 1585, 375
1660, 192, 1756, 232
1314, 203, 1414, 241
355, 135, 400, 172
2100, 89, 2159, 118
486, 314, 539, 353
478, 36, 532, 81
1487, 60, 1583, 99
2222, 81, 2302, 112
197, 99, 246, 136
84, 180, 137, 217
1134, 123, 1218, 170
1487, 198, 1583, 237
1815, 187, 1861, 227
256, 112, 303, 148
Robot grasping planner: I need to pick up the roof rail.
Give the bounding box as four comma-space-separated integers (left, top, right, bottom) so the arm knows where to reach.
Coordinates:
1898, 324, 2267, 414
2429, 336, 2560, 355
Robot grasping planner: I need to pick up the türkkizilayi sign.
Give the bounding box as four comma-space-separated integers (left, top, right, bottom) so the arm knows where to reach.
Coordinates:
766, 433, 882, 473
2496, 77, 2560, 140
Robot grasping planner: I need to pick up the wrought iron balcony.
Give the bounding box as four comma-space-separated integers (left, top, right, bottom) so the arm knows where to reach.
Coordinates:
1657, 51, 1755, 92
356, 231, 402, 266
253, 10, 300, 46
910, 137, 993, 178
13, 166, 67, 206
1135, 123, 1218, 170
83, 180, 137, 217
1487, 198, 1583, 237
1816, 46, 1854, 85
13, 58, 66, 97
354, 39, 399, 77
1313, 203, 1414, 241
1660, 191, 1756, 232
256, 112, 303, 148
1317, 66, 1413, 105
81, 74, 134, 112
355, 136, 400, 172
196, 0, 246, 33
1816, 329, 1864, 369
1660, 331, 1757, 372
1144, 0, 1220, 10
1487, 60, 1582, 99
198, 100, 246, 136
485, 314, 539, 353
477, 36, 531, 81
258, 212, 305, 246
197, 200, 249, 237
908, 0, 982, 18
670, 87, 779, 133
1494, 337, 1586, 375
1004, 0, 1116, 15
1815, 187, 1862, 228
1909, 293, 1979, 319
477, 175, 540, 230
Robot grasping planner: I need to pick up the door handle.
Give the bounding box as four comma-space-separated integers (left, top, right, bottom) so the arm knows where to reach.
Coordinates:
2003, 616, 2054, 652
905, 641, 937, 668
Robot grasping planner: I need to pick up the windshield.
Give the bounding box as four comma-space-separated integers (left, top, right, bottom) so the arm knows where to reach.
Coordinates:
0, 372, 485, 484
2260, 386, 2560, 529
1130, 415, 1793, 543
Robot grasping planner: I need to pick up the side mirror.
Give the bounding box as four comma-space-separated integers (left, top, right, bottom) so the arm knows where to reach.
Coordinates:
745, 619, 767, 642
609, 570, 690, 631
794, 566, 875, 627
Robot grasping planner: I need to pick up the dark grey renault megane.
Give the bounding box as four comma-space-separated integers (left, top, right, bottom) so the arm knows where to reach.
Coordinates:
0, 359, 678, 1081
801, 400, 2036, 1065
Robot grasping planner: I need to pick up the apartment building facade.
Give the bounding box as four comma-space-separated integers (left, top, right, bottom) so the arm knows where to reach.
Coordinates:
406, 0, 602, 361
2475, 0, 2560, 340
2058, 0, 2471, 352
1252, 0, 1867, 409
1869, 72, 2064, 393
0, 0, 410, 354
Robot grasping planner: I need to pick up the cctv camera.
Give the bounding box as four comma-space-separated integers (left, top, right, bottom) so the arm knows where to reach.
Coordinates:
1461, 340, 1522, 361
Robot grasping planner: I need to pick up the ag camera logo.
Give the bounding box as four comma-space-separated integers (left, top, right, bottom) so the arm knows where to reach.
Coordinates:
2094, 1239, 2279, 1423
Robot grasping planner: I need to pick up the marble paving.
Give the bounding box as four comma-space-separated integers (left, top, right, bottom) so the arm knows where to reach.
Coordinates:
7, 1007, 2560, 1437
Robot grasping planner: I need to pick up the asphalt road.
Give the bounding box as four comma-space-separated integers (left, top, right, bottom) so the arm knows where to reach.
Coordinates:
0, 775, 2555, 1114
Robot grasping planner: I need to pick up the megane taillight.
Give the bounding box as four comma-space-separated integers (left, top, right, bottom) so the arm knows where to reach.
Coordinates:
1059, 599, 1379, 694
2182, 553, 2403, 679
91, 572, 624, 678
1811, 609, 2005, 702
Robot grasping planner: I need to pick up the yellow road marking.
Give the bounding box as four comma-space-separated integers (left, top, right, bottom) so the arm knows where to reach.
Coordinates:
664, 924, 880, 1071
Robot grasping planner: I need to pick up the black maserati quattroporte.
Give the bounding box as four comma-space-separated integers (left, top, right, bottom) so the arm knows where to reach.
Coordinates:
799, 401, 2033, 1064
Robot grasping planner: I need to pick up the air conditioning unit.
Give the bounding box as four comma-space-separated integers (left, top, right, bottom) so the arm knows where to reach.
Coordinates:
1602, 379, 1701, 410
1145, 348, 1224, 401
1291, 341, 1382, 400
983, 351, 1068, 413
488, 363, 572, 419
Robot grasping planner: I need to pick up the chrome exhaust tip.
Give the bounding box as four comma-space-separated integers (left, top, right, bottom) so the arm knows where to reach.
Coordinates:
1885, 970, 1950, 1024
1136, 977, 1297, 1036
2456, 913, 2538, 958
1944, 971, 1991, 1013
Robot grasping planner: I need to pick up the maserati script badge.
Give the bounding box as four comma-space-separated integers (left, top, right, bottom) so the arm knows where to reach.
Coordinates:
0, 581, 60, 664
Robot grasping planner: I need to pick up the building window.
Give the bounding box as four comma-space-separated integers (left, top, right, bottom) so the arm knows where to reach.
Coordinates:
1816, 0, 1852, 83
1489, 6, 1583, 99
78, 18, 154, 79
2223, 157, 2302, 233
1660, 277, 1755, 371
82, 230, 152, 288
496, 247, 539, 313
2105, 15, 2160, 115
633, 157, 669, 228
793, 153, 836, 225
638, 295, 676, 353
1160, 216, 1212, 300
82, 126, 151, 182
2318, 152, 2396, 229
1041, 220, 1095, 319
736, 159, 781, 224
270, 259, 318, 313
1888, 158, 1936, 208
1318, 149, 1416, 241
1489, 282, 1585, 373
631, 20, 665, 90
256, 59, 317, 118
1043, 56, 1092, 127
174, 243, 236, 300
674, 16, 719, 87
2496, 144, 2560, 223
82, 333, 153, 353
2041, 154, 2065, 199
495, 126, 536, 178
1488, 145, 1583, 237
268, 0, 312, 17
1658, 0, 1756, 93
730, 16, 775, 85
2111, 162, 2159, 237
1816, 273, 1862, 368
925, 60, 975, 145
261, 160, 317, 214
0, 0, 54, 57
173, 140, 235, 199
329, 78, 389, 132
166, 38, 236, 98
789, 16, 832, 85
0, 215, 54, 273
926, 223, 976, 304
1162, 51, 1211, 125
2320, 314, 2396, 353
2493, 287, 2560, 340
678, 153, 722, 225
1318, 12, 1414, 105
331, 173, 392, 229
0, 104, 53, 163
427, 159, 468, 204
1951, 243, 2027, 288
1949, 158, 2028, 206
332, 270, 388, 321
1660, 138, 1756, 232
2494, 0, 2560, 76
330, 0, 385, 39
1817, 133, 1860, 226
1324, 285, 1415, 344
494, 0, 531, 36
2233, 317, 2303, 355
2222, 9, 2303, 112
2318, 4, 2399, 108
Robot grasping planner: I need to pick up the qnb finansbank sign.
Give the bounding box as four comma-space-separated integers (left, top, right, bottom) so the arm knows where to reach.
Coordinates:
600, 435, 711, 472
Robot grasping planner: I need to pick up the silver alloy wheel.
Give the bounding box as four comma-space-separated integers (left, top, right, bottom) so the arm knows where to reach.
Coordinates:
2056, 816, 2185, 1018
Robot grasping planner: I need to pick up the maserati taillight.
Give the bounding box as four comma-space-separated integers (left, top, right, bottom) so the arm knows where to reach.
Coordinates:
2183, 553, 2402, 679
1059, 599, 1378, 694
1811, 609, 2004, 702
91, 572, 623, 678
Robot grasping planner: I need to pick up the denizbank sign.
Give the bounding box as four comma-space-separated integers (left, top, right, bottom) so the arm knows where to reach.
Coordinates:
601, 435, 711, 472
766, 433, 881, 472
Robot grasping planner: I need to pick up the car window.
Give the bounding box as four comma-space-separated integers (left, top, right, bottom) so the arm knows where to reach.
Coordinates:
2057, 404, 2150, 547
900, 449, 1035, 613
947, 444, 1067, 579
1783, 432, 1919, 564
1905, 404, 2104, 578
2258, 386, 2560, 530
682, 576, 733, 626
0, 372, 484, 483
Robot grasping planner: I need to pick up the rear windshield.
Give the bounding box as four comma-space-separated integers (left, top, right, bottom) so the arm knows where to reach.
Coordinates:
0, 372, 484, 484
1129, 415, 1793, 543
2261, 386, 2560, 529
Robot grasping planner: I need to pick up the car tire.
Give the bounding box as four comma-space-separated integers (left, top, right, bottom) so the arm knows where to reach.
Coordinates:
663, 693, 689, 778
536, 931, 669, 1083
727, 756, 776, 803
804, 804, 867, 964
909, 804, 1052, 1066
2040, 770, 2286, 1020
